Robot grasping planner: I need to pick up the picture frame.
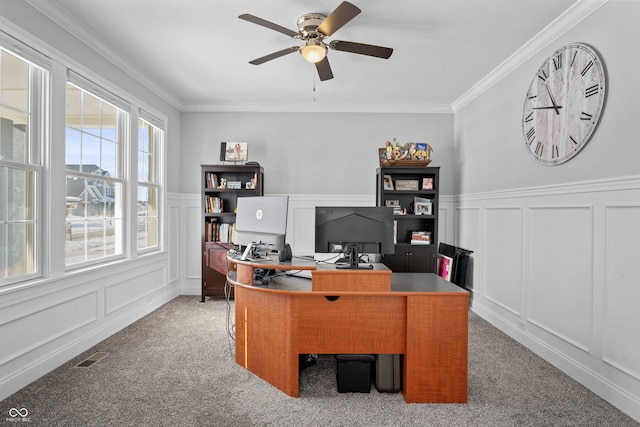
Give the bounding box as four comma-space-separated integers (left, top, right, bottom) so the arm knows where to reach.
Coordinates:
383, 175, 394, 190
422, 177, 433, 190
414, 201, 432, 215
220, 142, 248, 162
395, 180, 419, 191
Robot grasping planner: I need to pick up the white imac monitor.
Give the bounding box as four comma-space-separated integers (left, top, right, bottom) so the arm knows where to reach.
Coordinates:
234, 196, 288, 260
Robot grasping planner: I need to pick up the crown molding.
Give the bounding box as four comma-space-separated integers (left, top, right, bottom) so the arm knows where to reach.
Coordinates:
451, 0, 608, 113
182, 102, 453, 114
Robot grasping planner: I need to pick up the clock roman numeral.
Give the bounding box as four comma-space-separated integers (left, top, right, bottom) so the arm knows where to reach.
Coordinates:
538, 69, 547, 82
581, 60, 594, 77
580, 112, 593, 122
526, 127, 536, 143
553, 53, 563, 70
570, 135, 579, 146
524, 112, 533, 123
570, 51, 578, 67
551, 145, 559, 159
535, 141, 544, 156
585, 84, 599, 98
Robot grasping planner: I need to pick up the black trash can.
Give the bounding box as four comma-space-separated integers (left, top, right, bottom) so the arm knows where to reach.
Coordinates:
336, 354, 375, 393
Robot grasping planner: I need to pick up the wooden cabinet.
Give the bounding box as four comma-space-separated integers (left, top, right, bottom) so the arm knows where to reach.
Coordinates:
201, 164, 263, 301
376, 166, 439, 273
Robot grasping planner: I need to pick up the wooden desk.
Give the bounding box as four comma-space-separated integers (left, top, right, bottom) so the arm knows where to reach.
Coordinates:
227, 256, 469, 403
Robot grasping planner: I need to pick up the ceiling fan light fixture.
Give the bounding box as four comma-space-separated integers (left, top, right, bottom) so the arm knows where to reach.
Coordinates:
300, 39, 327, 63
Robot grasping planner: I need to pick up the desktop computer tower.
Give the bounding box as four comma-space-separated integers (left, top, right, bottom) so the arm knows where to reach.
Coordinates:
375, 354, 401, 392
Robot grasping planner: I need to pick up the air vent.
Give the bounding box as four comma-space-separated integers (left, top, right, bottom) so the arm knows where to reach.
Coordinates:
74, 352, 109, 368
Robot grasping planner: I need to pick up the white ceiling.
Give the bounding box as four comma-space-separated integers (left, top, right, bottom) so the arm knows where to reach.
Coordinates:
26, 0, 593, 113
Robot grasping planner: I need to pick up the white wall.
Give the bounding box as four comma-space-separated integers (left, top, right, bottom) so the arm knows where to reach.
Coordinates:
180, 112, 454, 196
454, 1, 640, 421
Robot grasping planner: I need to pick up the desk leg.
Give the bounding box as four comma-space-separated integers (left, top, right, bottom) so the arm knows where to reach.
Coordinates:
403, 294, 468, 403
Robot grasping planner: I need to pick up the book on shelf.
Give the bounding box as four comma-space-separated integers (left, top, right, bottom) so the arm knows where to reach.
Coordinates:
410, 231, 431, 245
205, 172, 218, 189
205, 220, 235, 243
205, 196, 223, 213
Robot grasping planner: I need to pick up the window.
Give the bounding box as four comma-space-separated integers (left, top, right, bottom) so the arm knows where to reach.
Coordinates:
137, 116, 162, 250
65, 82, 127, 266
0, 46, 47, 284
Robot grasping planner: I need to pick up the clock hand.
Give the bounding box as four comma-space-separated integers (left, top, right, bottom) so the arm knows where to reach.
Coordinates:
545, 84, 562, 115
532, 106, 564, 110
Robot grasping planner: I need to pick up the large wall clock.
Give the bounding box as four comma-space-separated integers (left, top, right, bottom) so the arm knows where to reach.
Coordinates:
522, 43, 606, 165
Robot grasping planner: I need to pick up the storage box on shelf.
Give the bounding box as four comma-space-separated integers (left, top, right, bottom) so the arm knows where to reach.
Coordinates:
376, 166, 439, 273
201, 164, 264, 301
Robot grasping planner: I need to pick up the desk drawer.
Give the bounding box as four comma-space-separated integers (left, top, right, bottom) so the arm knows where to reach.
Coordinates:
295, 295, 406, 354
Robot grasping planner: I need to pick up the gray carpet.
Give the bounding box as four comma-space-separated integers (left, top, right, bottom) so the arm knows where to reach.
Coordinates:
1, 296, 637, 426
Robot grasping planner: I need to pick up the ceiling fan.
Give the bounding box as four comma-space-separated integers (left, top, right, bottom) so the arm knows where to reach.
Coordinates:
239, 1, 393, 81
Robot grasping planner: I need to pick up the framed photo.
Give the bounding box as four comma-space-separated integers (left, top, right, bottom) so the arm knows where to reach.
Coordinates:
414, 201, 432, 215
383, 175, 394, 190
422, 177, 433, 190
395, 180, 419, 191
220, 142, 248, 162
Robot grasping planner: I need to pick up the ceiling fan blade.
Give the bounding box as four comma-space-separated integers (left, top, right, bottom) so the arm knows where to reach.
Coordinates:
239, 14, 299, 38
330, 40, 393, 59
315, 57, 334, 81
317, 1, 361, 37
249, 47, 299, 65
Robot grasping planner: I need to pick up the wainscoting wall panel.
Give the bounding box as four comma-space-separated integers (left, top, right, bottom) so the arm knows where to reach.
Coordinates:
603, 205, 640, 381
0, 291, 98, 367
105, 264, 166, 315
483, 207, 523, 317
168, 201, 180, 284
458, 176, 640, 421
527, 206, 593, 353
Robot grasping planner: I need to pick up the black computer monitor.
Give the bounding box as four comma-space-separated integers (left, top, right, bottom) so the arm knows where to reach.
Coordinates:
315, 206, 395, 269
234, 196, 288, 260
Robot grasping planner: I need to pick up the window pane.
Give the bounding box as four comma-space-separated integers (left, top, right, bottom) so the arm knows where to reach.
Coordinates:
66, 85, 82, 130
7, 222, 35, 277
102, 140, 117, 177
138, 119, 150, 152
65, 128, 82, 166
66, 176, 121, 265
0, 224, 5, 277
137, 185, 157, 249
138, 152, 149, 182
101, 102, 117, 142
65, 219, 86, 265
0, 167, 5, 221
0, 107, 29, 163
8, 168, 35, 221
0, 50, 29, 112
81, 133, 101, 170
82, 92, 101, 137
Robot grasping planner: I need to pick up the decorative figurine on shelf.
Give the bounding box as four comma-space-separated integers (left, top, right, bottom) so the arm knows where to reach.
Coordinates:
246, 172, 257, 189
219, 177, 227, 189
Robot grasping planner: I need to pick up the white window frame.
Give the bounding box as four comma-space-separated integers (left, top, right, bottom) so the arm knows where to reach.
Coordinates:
136, 111, 164, 253
64, 75, 129, 269
0, 34, 50, 287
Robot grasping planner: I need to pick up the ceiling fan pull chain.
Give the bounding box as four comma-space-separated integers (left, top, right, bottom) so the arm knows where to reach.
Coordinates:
313, 65, 317, 102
